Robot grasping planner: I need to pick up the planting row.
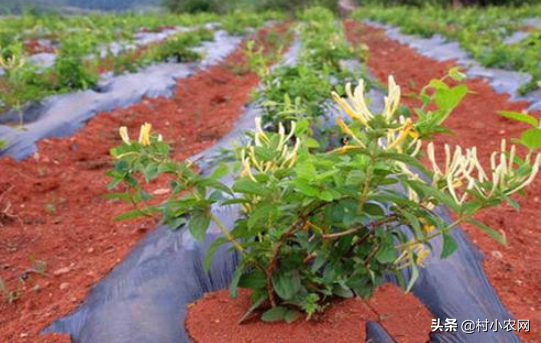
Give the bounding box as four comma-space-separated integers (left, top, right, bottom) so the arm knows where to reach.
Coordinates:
353, 5, 541, 93
0, 19, 291, 343
0, 11, 283, 48
0, 11, 283, 120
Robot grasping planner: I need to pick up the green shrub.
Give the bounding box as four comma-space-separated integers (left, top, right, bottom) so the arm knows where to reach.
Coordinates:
108, 69, 541, 322
357, 0, 537, 6
52, 36, 98, 91
162, 0, 339, 13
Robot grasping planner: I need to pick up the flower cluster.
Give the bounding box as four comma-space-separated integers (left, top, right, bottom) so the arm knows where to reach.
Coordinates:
427, 140, 541, 205
332, 76, 421, 155
0, 50, 24, 71
331, 76, 400, 125
119, 123, 162, 146
240, 118, 300, 181
332, 77, 541, 208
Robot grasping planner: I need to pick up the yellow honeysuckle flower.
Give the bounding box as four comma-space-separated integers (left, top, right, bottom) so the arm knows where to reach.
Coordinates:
388, 118, 415, 150
409, 130, 420, 139
138, 123, 152, 146
119, 126, 130, 145
415, 244, 430, 267
332, 91, 368, 125
336, 117, 365, 148
241, 159, 257, 182
334, 145, 362, 154
423, 223, 435, 233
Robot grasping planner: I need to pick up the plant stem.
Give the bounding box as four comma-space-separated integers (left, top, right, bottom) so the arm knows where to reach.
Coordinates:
358, 150, 377, 213
209, 212, 244, 253
396, 216, 468, 250
322, 214, 398, 239
266, 220, 303, 307
265, 202, 329, 307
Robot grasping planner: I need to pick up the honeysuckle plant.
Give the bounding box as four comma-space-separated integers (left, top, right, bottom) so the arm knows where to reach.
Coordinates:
0, 49, 37, 127
108, 71, 540, 323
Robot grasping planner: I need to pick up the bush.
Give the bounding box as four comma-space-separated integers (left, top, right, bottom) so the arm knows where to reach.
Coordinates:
162, 0, 339, 13
52, 37, 98, 91
357, 0, 537, 6
162, 0, 224, 13
108, 71, 541, 321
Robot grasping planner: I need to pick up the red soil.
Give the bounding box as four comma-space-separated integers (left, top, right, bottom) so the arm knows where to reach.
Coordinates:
138, 25, 178, 34
345, 20, 541, 342
0, 25, 288, 343
24, 40, 55, 55
186, 284, 432, 343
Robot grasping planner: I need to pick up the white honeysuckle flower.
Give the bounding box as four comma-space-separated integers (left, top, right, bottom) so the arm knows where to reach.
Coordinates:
119, 126, 131, 145
333, 77, 416, 154
348, 81, 373, 121
254, 117, 269, 146
383, 76, 401, 121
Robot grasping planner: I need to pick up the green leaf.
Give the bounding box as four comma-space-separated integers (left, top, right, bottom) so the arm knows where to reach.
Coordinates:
232, 178, 268, 196
188, 211, 211, 241
448, 67, 467, 81
199, 179, 233, 195
520, 128, 541, 150
406, 258, 419, 292
435, 84, 468, 113
253, 146, 275, 161
273, 270, 302, 300
332, 284, 354, 298
292, 179, 320, 197
318, 190, 333, 202
204, 237, 227, 272
504, 195, 520, 211
415, 183, 460, 212
498, 111, 538, 127
466, 219, 507, 246
238, 294, 267, 324
284, 310, 300, 323
378, 152, 430, 176
261, 306, 288, 322
211, 163, 229, 179
347, 277, 373, 298
304, 138, 320, 148
103, 192, 132, 201
364, 203, 385, 217
429, 79, 449, 90
440, 232, 458, 259
401, 210, 422, 239
239, 270, 267, 289
229, 266, 243, 299
375, 236, 396, 264
248, 203, 275, 229
113, 209, 146, 221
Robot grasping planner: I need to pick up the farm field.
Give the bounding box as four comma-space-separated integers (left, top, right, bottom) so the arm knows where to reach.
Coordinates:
0, 1, 540, 343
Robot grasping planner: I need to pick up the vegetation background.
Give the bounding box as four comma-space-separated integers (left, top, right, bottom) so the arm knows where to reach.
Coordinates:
1, 0, 537, 15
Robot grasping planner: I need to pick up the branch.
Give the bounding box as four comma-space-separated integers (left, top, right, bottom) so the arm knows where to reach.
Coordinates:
322, 214, 398, 239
